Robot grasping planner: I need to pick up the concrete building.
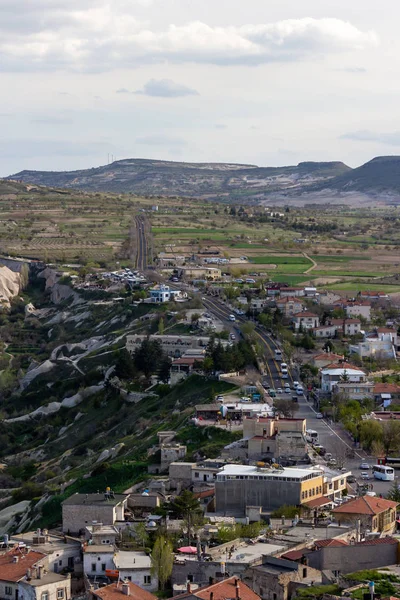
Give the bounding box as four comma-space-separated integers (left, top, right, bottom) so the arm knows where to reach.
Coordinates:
11, 531, 82, 575
169, 460, 225, 491
126, 334, 216, 358
320, 363, 368, 394
215, 464, 324, 516
345, 301, 372, 321
330, 318, 362, 336
292, 312, 319, 331
113, 551, 156, 592
332, 495, 398, 535
350, 329, 397, 360
335, 381, 374, 400
312, 325, 337, 339
92, 581, 156, 600
62, 493, 128, 535
0, 548, 71, 600
359, 291, 389, 300
281, 537, 399, 576
195, 402, 273, 422
374, 383, 400, 407
85, 524, 119, 545
312, 353, 344, 369
149, 285, 181, 303
243, 417, 307, 462
177, 266, 221, 281
280, 288, 305, 298
84, 545, 115, 577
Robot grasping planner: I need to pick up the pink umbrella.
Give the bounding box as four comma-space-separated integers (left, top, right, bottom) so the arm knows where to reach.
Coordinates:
178, 546, 197, 554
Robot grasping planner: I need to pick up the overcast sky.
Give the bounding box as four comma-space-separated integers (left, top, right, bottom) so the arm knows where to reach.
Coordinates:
1, 0, 399, 175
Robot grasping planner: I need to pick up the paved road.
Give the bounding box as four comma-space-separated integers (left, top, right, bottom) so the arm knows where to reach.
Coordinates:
203, 295, 395, 497
135, 215, 148, 271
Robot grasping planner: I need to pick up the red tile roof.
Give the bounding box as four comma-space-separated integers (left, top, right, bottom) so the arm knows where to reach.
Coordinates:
305, 496, 334, 509
0, 549, 46, 582
277, 297, 304, 304
313, 353, 344, 361
94, 582, 157, 600
293, 311, 318, 317
332, 495, 398, 515
280, 549, 310, 561
314, 539, 348, 548
194, 489, 215, 499
357, 537, 398, 546
173, 576, 260, 600
374, 383, 400, 395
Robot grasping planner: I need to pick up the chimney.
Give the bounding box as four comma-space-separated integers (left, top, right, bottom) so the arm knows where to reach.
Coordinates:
122, 583, 130, 596
187, 582, 192, 593
12, 556, 19, 564
235, 579, 240, 600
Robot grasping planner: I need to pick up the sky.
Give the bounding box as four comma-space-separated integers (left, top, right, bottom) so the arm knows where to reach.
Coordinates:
1, 0, 399, 175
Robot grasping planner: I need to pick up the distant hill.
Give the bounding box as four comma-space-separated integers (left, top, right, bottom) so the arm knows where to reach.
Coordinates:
9, 158, 351, 200
311, 156, 400, 194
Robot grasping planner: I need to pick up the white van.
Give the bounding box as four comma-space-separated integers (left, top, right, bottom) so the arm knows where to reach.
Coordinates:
229, 314, 236, 322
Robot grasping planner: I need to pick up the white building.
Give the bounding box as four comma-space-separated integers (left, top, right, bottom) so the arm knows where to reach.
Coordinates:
149, 285, 181, 303
83, 545, 115, 577
11, 531, 81, 575
345, 301, 371, 322
292, 311, 320, 331
113, 551, 156, 592
320, 363, 368, 393
350, 329, 397, 360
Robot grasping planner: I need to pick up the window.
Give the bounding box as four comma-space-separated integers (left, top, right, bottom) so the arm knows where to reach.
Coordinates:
102, 564, 106, 572
59, 560, 62, 566
91, 563, 96, 572
57, 590, 64, 600
194, 472, 199, 478
303, 568, 307, 578
144, 576, 151, 585
97, 557, 101, 561
41, 593, 49, 600
5, 587, 12, 596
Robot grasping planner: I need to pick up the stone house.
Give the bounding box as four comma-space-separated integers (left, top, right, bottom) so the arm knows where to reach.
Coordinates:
249, 556, 322, 600
62, 493, 128, 535
92, 581, 156, 600
332, 495, 398, 535
312, 353, 344, 369
11, 531, 81, 575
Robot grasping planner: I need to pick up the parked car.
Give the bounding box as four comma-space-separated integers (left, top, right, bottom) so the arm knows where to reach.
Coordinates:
276, 388, 283, 394
293, 381, 299, 387
316, 412, 324, 419
359, 462, 370, 470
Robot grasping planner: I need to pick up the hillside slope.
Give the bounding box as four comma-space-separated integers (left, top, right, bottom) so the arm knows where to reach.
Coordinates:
9, 158, 351, 200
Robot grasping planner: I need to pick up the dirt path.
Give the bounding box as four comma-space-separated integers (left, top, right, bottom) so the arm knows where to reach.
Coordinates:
303, 252, 317, 274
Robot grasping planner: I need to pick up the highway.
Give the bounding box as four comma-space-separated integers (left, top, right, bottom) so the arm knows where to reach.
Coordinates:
134, 215, 148, 271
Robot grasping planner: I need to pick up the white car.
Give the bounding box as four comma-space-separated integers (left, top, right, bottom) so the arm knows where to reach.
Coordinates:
316, 412, 323, 419
359, 462, 370, 470
361, 472, 370, 480
293, 381, 299, 387
276, 388, 283, 394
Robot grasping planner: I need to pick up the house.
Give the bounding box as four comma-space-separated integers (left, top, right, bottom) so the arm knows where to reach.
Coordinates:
304, 287, 318, 298
345, 301, 372, 321
85, 524, 120, 545
149, 285, 181, 303
83, 545, 115, 578
113, 551, 156, 592
373, 383, 400, 407
92, 581, 156, 600
349, 328, 397, 360
11, 530, 82, 574
312, 324, 337, 339
215, 464, 324, 516
312, 353, 344, 369
359, 291, 389, 301
320, 363, 368, 393
318, 291, 342, 307
172, 576, 261, 600
330, 318, 362, 336
275, 297, 304, 317
62, 492, 128, 535
0, 548, 71, 600
250, 556, 322, 600
177, 266, 221, 281
249, 298, 267, 312
243, 417, 307, 462
332, 495, 398, 534
292, 312, 320, 331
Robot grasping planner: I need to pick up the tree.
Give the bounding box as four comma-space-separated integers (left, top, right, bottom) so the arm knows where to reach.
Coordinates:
158, 356, 171, 383
133, 339, 163, 378
171, 490, 202, 545
359, 420, 383, 451
274, 399, 299, 418
151, 536, 174, 590
158, 317, 165, 335
382, 420, 400, 456
387, 480, 400, 503
114, 349, 136, 380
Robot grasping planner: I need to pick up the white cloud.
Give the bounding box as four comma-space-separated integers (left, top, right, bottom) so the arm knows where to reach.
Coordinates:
0, 9, 378, 72
341, 130, 400, 146
135, 79, 199, 97
136, 134, 187, 147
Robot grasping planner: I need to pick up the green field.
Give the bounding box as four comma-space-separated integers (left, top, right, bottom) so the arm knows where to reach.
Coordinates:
311, 270, 382, 278
311, 255, 371, 262
271, 275, 314, 285
325, 282, 400, 292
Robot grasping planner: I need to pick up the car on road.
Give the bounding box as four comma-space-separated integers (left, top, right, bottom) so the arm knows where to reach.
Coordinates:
282, 373, 289, 379
228, 314, 236, 321
262, 382, 270, 389
269, 389, 276, 397
276, 388, 283, 394
230, 333, 236, 340
246, 278, 256, 284
316, 412, 324, 419
361, 472, 370, 480
292, 395, 298, 402
237, 309, 245, 315
235, 279, 244, 284
284, 387, 291, 394
359, 462, 370, 470
293, 380, 299, 387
